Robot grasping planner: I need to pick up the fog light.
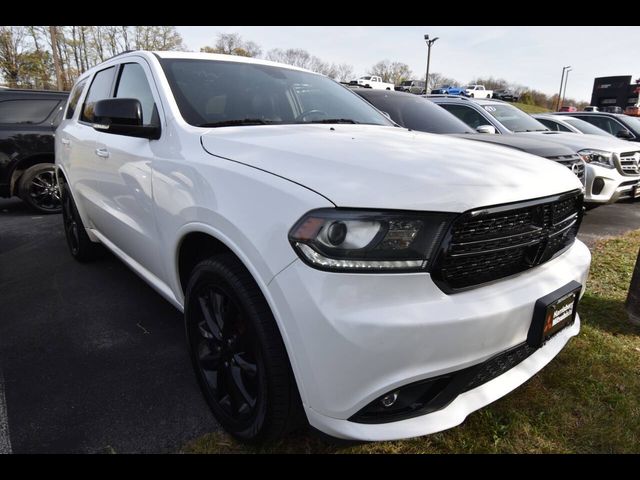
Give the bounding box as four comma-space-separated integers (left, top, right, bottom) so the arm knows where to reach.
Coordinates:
380, 391, 399, 408
592, 178, 605, 195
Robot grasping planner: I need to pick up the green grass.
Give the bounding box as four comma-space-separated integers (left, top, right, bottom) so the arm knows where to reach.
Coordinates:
514, 102, 551, 114
182, 230, 640, 453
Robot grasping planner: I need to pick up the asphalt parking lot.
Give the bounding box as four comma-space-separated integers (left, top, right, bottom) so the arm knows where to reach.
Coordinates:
0, 197, 638, 453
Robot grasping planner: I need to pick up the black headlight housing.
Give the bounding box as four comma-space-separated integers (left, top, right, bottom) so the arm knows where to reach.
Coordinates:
288, 208, 455, 273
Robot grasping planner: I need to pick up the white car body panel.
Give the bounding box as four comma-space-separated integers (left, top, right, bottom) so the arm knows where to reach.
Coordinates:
56, 51, 592, 441
357, 76, 395, 90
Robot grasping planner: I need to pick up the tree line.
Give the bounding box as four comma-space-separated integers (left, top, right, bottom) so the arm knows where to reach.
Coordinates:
0, 28, 586, 109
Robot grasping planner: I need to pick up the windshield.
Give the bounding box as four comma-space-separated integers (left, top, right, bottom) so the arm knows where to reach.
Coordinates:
482, 104, 549, 132
356, 91, 474, 134
562, 117, 613, 136
401, 81, 413, 86
160, 59, 392, 127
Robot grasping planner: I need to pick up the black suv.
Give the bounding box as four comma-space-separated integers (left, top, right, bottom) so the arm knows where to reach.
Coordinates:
0, 88, 68, 212
556, 111, 640, 142
493, 89, 519, 102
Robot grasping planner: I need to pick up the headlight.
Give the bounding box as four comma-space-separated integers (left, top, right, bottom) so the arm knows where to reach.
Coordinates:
288, 209, 455, 272
578, 149, 614, 169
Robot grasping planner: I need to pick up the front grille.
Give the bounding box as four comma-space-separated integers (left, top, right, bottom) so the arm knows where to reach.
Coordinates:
462, 342, 536, 392
433, 190, 583, 291
547, 155, 585, 184
619, 151, 640, 176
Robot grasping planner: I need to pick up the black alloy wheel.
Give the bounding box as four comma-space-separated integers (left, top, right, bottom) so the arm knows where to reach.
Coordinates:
185, 255, 304, 442
191, 283, 260, 426
18, 164, 61, 213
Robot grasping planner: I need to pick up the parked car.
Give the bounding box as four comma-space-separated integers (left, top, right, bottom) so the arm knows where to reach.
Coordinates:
533, 114, 615, 138
0, 88, 68, 212
429, 96, 640, 205
395, 79, 425, 94
603, 106, 624, 114
465, 84, 493, 98
356, 89, 585, 184
493, 89, 519, 102
430, 85, 466, 95
584, 106, 599, 112
356, 75, 394, 90
559, 106, 577, 112
57, 51, 591, 443
555, 111, 640, 142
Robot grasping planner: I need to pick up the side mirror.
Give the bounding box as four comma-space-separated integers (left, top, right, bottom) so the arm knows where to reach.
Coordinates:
476, 125, 496, 134
616, 129, 633, 139
92, 98, 160, 140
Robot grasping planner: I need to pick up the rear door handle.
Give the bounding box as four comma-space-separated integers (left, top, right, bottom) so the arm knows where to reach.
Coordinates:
95, 147, 110, 158
61, 138, 70, 146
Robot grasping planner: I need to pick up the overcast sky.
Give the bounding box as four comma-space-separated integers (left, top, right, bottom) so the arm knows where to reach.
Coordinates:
176, 26, 638, 102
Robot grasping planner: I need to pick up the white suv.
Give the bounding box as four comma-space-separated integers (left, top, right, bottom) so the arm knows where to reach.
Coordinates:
56, 51, 591, 443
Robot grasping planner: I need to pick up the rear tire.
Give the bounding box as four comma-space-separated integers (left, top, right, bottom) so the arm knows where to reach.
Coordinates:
185, 254, 304, 443
18, 163, 61, 213
61, 182, 104, 262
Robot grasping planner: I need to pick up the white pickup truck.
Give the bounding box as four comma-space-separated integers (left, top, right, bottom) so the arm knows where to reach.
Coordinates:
357, 75, 394, 90
465, 84, 493, 98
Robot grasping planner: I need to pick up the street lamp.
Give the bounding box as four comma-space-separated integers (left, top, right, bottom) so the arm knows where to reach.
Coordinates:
556, 65, 571, 111
561, 68, 572, 109
424, 34, 439, 94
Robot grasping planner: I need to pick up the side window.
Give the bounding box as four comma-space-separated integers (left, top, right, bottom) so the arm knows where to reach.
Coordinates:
51, 103, 65, 127
114, 63, 158, 126
556, 122, 572, 132
539, 119, 570, 132
65, 79, 87, 119
440, 104, 490, 130
0, 99, 60, 124
576, 115, 623, 135
81, 66, 116, 123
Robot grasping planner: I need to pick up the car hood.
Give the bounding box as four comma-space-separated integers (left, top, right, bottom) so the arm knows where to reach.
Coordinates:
449, 133, 577, 158
522, 132, 636, 154
201, 124, 582, 212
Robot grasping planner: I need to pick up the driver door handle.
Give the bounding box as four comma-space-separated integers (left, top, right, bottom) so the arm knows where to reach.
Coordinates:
95, 147, 110, 158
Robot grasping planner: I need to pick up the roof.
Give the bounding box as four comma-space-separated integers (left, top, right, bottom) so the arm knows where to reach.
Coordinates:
152, 50, 315, 74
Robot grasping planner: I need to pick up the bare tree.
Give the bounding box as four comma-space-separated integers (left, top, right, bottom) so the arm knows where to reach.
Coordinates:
369, 60, 413, 85
428, 72, 460, 89
201, 32, 259, 57
335, 63, 354, 82
266, 48, 311, 68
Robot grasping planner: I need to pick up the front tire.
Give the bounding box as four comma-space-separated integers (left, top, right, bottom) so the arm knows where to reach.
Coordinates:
18, 163, 61, 213
185, 254, 304, 443
61, 183, 104, 262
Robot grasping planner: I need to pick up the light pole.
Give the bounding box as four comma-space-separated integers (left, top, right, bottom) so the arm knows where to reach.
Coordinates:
561, 68, 572, 109
556, 65, 571, 111
424, 34, 439, 94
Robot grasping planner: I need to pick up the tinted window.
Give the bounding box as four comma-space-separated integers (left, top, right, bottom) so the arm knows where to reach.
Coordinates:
81, 66, 116, 123
538, 118, 571, 132
0, 99, 60, 124
562, 117, 613, 136
357, 92, 473, 134
115, 63, 157, 126
161, 59, 392, 127
622, 116, 640, 132
66, 79, 87, 119
439, 104, 493, 130
482, 104, 548, 132
574, 115, 626, 135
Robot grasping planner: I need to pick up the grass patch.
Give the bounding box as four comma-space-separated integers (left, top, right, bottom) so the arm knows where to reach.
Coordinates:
182, 231, 640, 453
514, 102, 552, 114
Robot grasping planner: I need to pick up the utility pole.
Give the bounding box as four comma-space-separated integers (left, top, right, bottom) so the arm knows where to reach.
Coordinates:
424, 34, 439, 95
49, 25, 64, 91
556, 65, 570, 111
561, 68, 572, 109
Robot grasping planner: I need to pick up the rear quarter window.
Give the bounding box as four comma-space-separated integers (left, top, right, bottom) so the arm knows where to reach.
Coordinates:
66, 79, 88, 119
0, 99, 61, 124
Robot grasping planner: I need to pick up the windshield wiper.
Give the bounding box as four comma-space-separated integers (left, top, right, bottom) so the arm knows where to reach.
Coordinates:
303, 118, 359, 124
197, 118, 274, 127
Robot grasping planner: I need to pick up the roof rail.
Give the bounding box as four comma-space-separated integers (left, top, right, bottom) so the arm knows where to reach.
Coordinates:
424, 94, 471, 101
1, 88, 68, 94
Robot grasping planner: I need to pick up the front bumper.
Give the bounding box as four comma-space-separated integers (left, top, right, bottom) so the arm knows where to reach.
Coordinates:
584, 163, 640, 204
268, 240, 591, 441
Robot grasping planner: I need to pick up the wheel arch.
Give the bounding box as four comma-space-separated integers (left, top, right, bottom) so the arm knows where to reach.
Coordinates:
9, 153, 54, 196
